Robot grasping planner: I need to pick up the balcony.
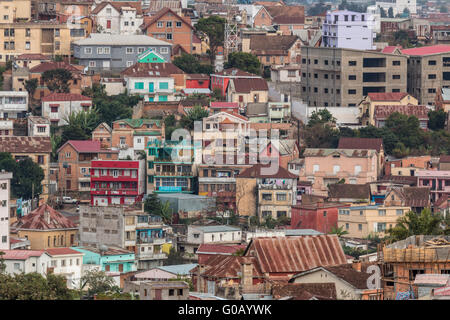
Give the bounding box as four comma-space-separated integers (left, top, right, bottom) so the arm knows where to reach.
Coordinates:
49, 113, 59, 120
136, 238, 168, 245
136, 252, 167, 260
154, 171, 194, 177
258, 183, 293, 190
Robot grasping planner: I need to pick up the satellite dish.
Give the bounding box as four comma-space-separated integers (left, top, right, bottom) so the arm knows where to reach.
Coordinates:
99, 244, 108, 252
235, 15, 242, 23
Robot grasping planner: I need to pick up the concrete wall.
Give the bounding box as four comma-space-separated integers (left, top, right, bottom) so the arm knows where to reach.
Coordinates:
79, 206, 124, 247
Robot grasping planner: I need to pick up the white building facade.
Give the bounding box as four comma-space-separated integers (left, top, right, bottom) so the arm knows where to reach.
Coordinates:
41, 93, 92, 127
322, 10, 377, 50
187, 225, 242, 245
375, 0, 417, 16
46, 248, 85, 289
2, 250, 52, 276
93, 3, 144, 35
0, 172, 12, 250
0, 91, 28, 119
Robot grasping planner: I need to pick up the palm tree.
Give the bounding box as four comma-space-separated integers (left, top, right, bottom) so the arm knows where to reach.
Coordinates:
158, 201, 173, 225
329, 225, 349, 237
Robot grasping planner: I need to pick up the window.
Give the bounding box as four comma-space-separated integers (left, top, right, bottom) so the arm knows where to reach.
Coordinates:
428, 88, 436, 93
126, 47, 133, 54
262, 193, 272, 201
85, 47, 92, 54
157, 21, 164, 28
429, 60, 437, 65
138, 47, 145, 54
25, 41, 30, 50
55, 29, 60, 37
97, 47, 103, 54
348, 61, 357, 66
159, 82, 169, 90
166, 33, 172, 40
169, 289, 174, 296
126, 61, 133, 67
393, 75, 401, 79
393, 61, 401, 66
89, 61, 96, 67
396, 209, 403, 215
176, 21, 182, 28
348, 89, 356, 94
104, 47, 110, 54
160, 47, 168, 54
166, 21, 172, 27
134, 82, 144, 90
276, 193, 287, 201
349, 75, 356, 80
378, 209, 386, 216
409, 269, 425, 281
61, 259, 66, 267
345, 223, 349, 230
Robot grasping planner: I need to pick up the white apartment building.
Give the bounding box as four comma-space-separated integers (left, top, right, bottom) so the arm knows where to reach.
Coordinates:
322, 10, 377, 51
92, 2, 144, 35
41, 93, 92, 127
0, 91, 28, 119
0, 171, 12, 250
367, 5, 381, 33
2, 250, 52, 276
375, 0, 417, 15
46, 248, 85, 289
186, 225, 242, 245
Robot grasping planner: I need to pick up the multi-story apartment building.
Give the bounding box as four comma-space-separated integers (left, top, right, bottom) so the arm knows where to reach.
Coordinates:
0, 21, 86, 62
0, 91, 28, 119
73, 33, 172, 73
146, 139, 195, 194
322, 10, 376, 51
403, 45, 450, 106
78, 205, 172, 269
41, 93, 92, 127
416, 170, 450, 203
300, 47, 408, 108
300, 148, 378, 196
90, 159, 146, 206
91, 1, 143, 35
375, 0, 417, 15
236, 164, 298, 219
253, 5, 305, 35
0, 171, 13, 250
140, 8, 194, 54
45, 248, 84, 289
56, 140, 118, 194
0, 136, 51, 199
0, 0, 32, 23
121, 62, 185, 102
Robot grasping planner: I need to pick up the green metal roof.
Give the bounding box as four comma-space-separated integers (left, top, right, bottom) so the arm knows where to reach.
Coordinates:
133, 131, 161, 136
115, 118, 162, 128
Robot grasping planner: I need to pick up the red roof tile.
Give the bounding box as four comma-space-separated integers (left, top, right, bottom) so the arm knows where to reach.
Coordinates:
58, 140, 101, 153
16, 53, 51, 61
200, 255, 264, 279
1, 250, 46, 260
12, 204, 77, 231
121, 62, 184, 77
367, 92, 409, 101
374, 104, 429, 120
238, 163, 298, 179
338, 137, 383, 153
46, 248, 84, 256
29, 61, 80, 73
140, 7, 193, 31
0, 137, 51, 154
232, 78, 268, 93
210, 102, 239, 109
382, 45, 402, 54
91, 1, 143, 15
401, 45, 450, 56
244, 235, 347, 274
213, 68, 259, 78
41, 92, 92, 102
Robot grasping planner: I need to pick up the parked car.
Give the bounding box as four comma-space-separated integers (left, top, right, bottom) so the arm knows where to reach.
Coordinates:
62, 196, 78, 204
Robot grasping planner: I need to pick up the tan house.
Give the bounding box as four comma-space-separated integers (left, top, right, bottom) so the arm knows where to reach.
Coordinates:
14, 53, 51, 69
253, 5, 305, 35
359, 92, 419, 126
337, 204, 410, 238
300, 148, 378, 197
11, 204, 78, 250
227, 78, 269, 109
247, 35, 303, 66
0, 136, 51, 200
91, 122, 113, 149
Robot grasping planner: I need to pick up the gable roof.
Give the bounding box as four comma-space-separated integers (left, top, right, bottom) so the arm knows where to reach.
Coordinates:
328, 183, 371, 200
29, 61, 80, 73
212, 68, 260, 78
249, 35, 299, 54
113, 118, 162, 128
74, 33, 171, 46
382, 45, 403, 54
271, 283, 337, 300
94, 122, 112, 133
91, 1, 143, 15
200, 255, 264, 279
16, 53, 51, 61
244, 235, 347, 274
41, 92, 92, 102
137, 48, 167, 62
0, 137, 51, 154
401, 45, 450, 56
1, 250, 47, 260
12, 204, 77, 231
303, 148, 376, 158
238, 163, 298, 179
57, 140, 101, 154
374, 104, 429, 120
338, 137, 383, 153
46, 248, 84, 256
140, 8, 193, 31
121, 62, 183, 77
387, 186, 430, 207
265, 6, 305, 24
367, 92, 409, 101
232, 78, 268, 93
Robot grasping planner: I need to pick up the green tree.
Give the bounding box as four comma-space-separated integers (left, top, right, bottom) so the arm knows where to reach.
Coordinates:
79, 270, 115, 299
24, 78, 38, 105
0, 251, 5, 274
173, 54, 213, 74
329, 225, 349, 237
224, 52, 261, 75
307, 2, 331, 16
387, 209, 445, 241
82, 83, 107, 99
50, 134, 62, 162
158, 200, 173, 224
428, 110, 446, 131
92, 93, 138, 127
0, 153, 44, 199
144, 193, 162, 215
179, 105, 209, 130
42, 68, 73, 93
195, 16, 226, 63
307, 109, 336, 127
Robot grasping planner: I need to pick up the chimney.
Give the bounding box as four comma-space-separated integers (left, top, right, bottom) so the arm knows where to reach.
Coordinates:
198, 264, 206, 292
352, 259, 362, 272
241, 262, 253, 290
44, 210, 50, 225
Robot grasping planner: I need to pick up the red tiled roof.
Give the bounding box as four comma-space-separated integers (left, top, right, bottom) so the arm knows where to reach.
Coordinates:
210, 102, 239, 109
186, 73, 209, 80
91, 1, 143, 15
12, 204, 77, 231
121, 62, 184, 77
401, 45, 450, 56
1, 250, 46, 260
265, 6, 305, 24
197, 244, 247, 255
271, 283, 337, 300
16, 53, 51, 61
238, 163, 298, 179
57, 140, 101, 153
41, 92, 92, 102
140, 7, 193, 31
244, 235, 347, 274
382, 45, 402, 54
29, 61, 80, 73
338, 137, 383, 153
0, 137, 51, 153
222, 110, 249, 121
232, 78, 268, 93
374, 104, 429, 120
367, 92, 409, 101
46, 248, 84, 256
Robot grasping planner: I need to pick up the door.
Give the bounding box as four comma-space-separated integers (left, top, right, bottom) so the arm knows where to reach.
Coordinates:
118, 264, 123, 272
105, 265, 110, 272
106, 20, 111, 29
149, 82, 154, 93
155, 289, 162, 300
103, 60, 110, 69
207, 281, 215, 295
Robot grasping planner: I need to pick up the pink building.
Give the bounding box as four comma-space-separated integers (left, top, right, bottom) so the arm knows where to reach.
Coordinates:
416, 170, 450, 203
90, 159, 146, 206
300, 148, 378, 196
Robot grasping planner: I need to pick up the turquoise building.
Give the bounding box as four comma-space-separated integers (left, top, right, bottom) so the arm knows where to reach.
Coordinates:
71, 246, 136, 273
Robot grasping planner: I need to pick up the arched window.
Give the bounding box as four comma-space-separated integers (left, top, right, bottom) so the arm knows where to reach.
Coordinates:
48, 236, 51, 247
53, 236, 56, 247
61, 235, 64, 246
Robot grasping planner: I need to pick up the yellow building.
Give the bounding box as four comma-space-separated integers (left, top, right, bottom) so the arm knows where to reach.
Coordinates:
0, 21, 86, 62
338, 205, 410, 238
359, 92, 419, 126
0, 0, 32, 23
11, 204, 78, 250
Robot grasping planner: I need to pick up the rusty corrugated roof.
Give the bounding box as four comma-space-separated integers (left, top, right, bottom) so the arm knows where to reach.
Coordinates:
244, 235, 347, 273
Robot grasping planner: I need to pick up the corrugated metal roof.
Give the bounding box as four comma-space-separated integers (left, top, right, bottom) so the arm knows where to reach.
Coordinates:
135, 268, 178, 280
191, 225, 241, 233
244, 235, 347, 273
1, 250, 46, 260
414, 274, 450, 286
157, 263, 198, 276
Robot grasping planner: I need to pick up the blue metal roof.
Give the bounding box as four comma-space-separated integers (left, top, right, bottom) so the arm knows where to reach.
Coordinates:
157, 263, 198, 276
